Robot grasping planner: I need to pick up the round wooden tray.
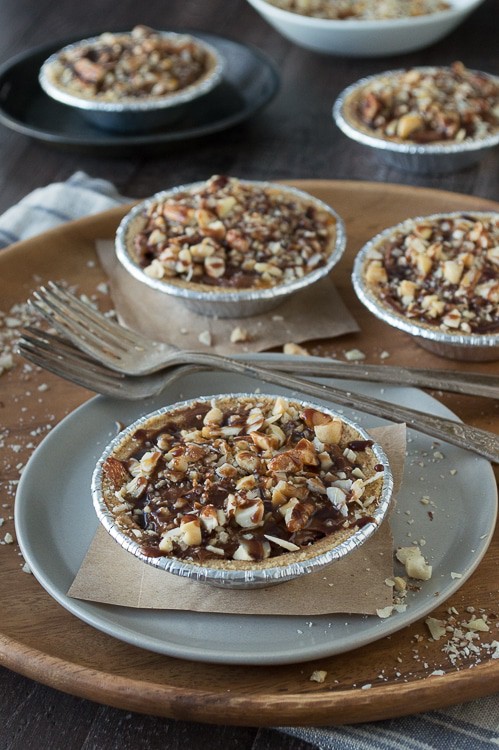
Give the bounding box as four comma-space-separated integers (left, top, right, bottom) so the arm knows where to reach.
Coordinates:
0, 181, 497, 726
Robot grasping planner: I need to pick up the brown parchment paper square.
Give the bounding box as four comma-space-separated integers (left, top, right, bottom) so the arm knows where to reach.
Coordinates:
68, 424, 405, 616
95, 240, 359, 355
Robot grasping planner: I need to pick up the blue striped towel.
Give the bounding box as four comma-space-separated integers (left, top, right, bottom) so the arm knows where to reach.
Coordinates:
281, 693, 499, 748
0, 171, 128, 248
1, 172, 497, 749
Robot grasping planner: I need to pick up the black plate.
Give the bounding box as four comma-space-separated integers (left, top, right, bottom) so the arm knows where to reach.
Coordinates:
0, 30, 280, 154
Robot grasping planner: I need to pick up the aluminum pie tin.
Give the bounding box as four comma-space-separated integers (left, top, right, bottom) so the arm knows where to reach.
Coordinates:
91, 393, 393, 590
352, 212, 499, 362
115, 180, 347, 318
39, 32, 224, 133
333, 67, 499, 175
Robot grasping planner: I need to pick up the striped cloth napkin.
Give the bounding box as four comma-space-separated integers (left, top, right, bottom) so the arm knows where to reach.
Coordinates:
1, 171, 497, 750
0, 171, 129, 248
281, 695, 499, 749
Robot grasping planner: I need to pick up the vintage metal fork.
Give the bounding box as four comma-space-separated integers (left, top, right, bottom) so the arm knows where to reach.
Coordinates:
18, 328, 204, 398
17, 326, 499, 463
28, 282, 499, 399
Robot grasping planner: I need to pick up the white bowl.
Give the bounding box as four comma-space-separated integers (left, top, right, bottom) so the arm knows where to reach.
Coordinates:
115, 176, 346, 318
91, 393, 393, 589
39, 29, 224, 133
245, 0, 485, 56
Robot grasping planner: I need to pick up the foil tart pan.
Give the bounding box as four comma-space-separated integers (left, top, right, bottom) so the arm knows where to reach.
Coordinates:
352, 212, 499, 362
333, 68, 499, 175
91, 393, 393, 590
39, 32, 224, 133
115, 180, 347, 318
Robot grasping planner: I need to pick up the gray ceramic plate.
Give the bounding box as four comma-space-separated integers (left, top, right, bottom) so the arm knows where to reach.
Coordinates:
14, 358, 497, 665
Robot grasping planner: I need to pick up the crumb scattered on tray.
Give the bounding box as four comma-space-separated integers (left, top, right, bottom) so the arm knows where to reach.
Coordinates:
344, 348, 365, 361
309, 670, 327, 683
283, 342, 309, 356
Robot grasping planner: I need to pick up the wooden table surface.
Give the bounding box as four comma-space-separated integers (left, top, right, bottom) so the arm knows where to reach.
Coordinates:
0, 1, 497, 748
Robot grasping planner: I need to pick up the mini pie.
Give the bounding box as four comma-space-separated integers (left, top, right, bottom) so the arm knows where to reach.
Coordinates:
359, 213, 499, 336
126, 175, 339, 293
98, 395, 388, 570
343, 62, 499, 145
264, 0, 450, 20
42, 25, 219, 103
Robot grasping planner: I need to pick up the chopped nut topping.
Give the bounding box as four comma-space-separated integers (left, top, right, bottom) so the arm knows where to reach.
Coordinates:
265, 0, 450, 19
362, 213, 499, 335
100, 396, 386, 567
347, 62, 499, 144
46, 26, 217, 102
131, 175, 338, 292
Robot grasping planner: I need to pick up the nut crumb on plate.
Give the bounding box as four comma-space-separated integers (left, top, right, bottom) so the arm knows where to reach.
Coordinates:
376, 605, 394, 618
396, 545, 432, 580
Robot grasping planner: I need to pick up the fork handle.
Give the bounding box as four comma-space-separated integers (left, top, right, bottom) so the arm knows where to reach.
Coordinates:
259, 358, 499, 400
183, 352, 499, 464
